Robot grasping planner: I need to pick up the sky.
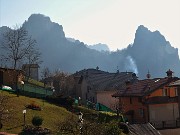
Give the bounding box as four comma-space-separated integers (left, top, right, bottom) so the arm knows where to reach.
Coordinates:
0, 0, 180, 51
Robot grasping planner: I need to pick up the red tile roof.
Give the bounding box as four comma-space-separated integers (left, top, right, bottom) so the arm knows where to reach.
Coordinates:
22, 64, 39, 68
112, 77, 179, 97
169, 80, 180, 87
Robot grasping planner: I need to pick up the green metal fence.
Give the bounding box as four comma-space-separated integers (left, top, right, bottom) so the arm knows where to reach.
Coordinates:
19, 83, 53, 98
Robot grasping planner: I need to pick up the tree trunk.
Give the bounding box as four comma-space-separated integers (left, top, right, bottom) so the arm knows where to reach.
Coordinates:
13, 61, 16, 69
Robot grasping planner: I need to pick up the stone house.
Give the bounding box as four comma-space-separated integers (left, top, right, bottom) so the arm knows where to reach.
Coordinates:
0, 67, 24, 89
73, 68, 137, 110
22, 64, 39, 80
112, 69, 179, 127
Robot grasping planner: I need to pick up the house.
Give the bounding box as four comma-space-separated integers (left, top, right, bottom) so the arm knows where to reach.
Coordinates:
169, 79, 180, 125
0, 67, 53, 97
0, 67, 24, 89
73, 68, 138, 110
112, 69, 179, 128
22, 64, 39, 80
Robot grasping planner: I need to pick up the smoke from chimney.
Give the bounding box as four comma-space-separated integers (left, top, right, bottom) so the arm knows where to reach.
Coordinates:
125, 56, 138, 75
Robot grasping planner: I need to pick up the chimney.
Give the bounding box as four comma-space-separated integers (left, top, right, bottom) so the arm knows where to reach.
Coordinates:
116, 69, 119, 74
132, 73, 137, 79
146, 70, 151, 79
116, 66, 119, 73
166, 69, 173, 78
125, 80, 131, 89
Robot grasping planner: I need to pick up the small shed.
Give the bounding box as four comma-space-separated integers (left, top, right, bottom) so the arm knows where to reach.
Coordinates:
0, 67, 24, 89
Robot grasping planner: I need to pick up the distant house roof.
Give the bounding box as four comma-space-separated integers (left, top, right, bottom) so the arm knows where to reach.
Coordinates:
112, 77, 179, 97
169, 80, 180, 87
22, 64, 39, 68
74, 68, 137, 91
0, 67, 23, 72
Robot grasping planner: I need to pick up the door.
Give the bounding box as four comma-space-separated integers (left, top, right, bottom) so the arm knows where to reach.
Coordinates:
0, 71, 3, 85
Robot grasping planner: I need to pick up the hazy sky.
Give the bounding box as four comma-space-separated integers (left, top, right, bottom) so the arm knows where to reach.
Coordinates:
0, 0, 180, 51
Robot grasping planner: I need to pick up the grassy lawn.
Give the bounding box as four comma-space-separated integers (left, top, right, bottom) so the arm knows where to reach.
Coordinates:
0, 90, 126, 135
0, 90, 74, 134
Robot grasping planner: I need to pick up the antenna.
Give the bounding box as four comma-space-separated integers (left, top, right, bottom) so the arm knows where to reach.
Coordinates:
116, 66, 119, 73
146, 69, 151, 79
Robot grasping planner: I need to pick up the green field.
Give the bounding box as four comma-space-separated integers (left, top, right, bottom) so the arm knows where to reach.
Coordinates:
0, 90, 126, 135
0, 90, 74, 134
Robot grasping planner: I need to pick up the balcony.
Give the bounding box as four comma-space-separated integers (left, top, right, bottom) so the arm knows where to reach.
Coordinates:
145, 96, 178, 104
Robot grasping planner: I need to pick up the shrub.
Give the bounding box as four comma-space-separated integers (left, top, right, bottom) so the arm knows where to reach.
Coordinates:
98, 112, 117, 123
32, 116, 43, 127
45, 96, 74, 109
118, 122, 129, 134
105, 122, 122, 135
22, 125, 51, 135
26, 101, 41, 111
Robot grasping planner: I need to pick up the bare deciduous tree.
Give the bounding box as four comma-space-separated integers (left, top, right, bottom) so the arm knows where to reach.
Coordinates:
41, 67, 51, 79
52, 70, 75, 96
26, 44, 41, 65
0, 25, 41, 69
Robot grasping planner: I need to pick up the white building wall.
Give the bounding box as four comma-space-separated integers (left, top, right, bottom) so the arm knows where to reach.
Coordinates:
149, 103, 179, 122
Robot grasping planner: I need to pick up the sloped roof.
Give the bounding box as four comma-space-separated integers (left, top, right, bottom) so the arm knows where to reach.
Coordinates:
22, 64, 39, 68
128, 123, 161, 135
169, 80, 180, 87
112, 77, 179, 97
74, 68, 137, 91
0, 67, 23, 72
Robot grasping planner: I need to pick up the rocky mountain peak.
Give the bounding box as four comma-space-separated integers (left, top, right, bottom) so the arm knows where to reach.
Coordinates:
129, 25, 180, 78
134, 25, 167, 48
23, 14, 65, 38
27, 14, 51, 24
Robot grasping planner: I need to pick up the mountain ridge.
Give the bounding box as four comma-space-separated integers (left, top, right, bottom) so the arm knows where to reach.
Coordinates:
0, 14, 179, 79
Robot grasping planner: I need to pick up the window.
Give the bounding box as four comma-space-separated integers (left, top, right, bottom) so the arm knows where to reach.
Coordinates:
162, 88, 168, 96
90, 97, 92, 102
168, 88, 170, 96
138, 97, 142, 102
175, 88, 178, 96
139, 108, 144, 117
87, 86, 91, 93
0, 71, 3, 84
130, 97, 132, 104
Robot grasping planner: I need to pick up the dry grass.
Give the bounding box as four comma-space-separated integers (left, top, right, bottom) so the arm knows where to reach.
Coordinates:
0, 91, 74, 134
